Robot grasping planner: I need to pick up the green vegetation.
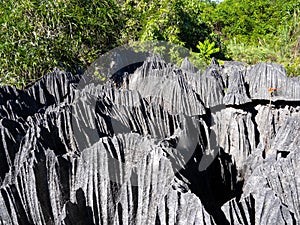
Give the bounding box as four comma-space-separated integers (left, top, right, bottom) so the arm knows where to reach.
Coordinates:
191, 40, 220, 64
0, 0, 299, 88
120, 0, 223, 68
208, 0, 300, 76
0, 0, 123, 88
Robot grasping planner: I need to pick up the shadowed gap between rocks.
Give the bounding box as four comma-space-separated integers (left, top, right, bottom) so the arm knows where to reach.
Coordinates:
178, 145, 244, 225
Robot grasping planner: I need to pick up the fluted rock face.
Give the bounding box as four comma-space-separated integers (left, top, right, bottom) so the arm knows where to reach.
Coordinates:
245, 63, 300, 101
212, 107, 256, 171
0, 56, 299, 225
222, 117, 300, 224
223, 71, 251, 105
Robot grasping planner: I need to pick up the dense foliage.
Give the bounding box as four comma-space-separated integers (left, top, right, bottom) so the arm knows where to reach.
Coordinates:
0, 0, 123, 87
0, 0, 299, 88
208, 0, 300, 76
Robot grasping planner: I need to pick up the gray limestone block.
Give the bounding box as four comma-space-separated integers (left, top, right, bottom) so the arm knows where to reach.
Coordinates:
245, 62, 300, 101
129, 60, 206, 116
223, 71, 251, 105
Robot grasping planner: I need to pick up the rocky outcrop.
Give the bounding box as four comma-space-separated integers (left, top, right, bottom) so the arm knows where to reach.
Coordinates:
222, 117, 300, 224
0, 56, 299, 225
245, 63, 300, 101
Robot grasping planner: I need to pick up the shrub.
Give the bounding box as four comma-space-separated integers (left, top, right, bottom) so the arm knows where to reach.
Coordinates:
0, 0, 123, 88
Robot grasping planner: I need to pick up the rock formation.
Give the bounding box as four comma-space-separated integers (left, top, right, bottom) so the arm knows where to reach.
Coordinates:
0, 55, 299, 225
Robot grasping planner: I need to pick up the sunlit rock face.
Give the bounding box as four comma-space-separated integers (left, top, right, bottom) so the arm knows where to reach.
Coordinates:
0, 56, 299, 225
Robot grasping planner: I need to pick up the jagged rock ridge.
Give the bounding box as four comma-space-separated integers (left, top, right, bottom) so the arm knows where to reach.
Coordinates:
0, 56, 299, 225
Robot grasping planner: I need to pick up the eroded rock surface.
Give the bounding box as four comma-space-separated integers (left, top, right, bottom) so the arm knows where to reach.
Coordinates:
0, 56, 299, 225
